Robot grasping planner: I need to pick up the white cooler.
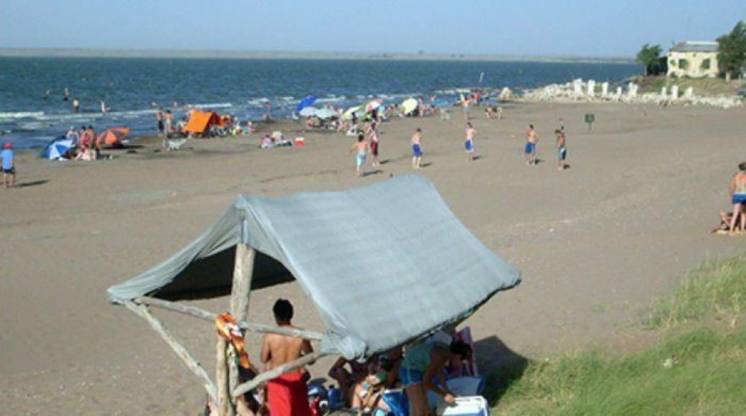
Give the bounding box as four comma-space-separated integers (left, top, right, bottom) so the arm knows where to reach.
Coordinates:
438, 396, 489, 416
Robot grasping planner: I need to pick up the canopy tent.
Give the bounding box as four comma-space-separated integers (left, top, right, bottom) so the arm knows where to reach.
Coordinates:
185, 111, 221, 135
108, 175, 520, 360
39, 136, 74, 159
97, 127, 129, 147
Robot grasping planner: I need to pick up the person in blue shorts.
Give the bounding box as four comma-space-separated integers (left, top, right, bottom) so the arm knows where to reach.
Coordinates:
2, 143, 15, 188
411, 128, 423, 169
464, 122, 477, 161
399, 332, 472, 416
555, 129, 568, 171
728, 162, 746, 234
524, 124, 539, 165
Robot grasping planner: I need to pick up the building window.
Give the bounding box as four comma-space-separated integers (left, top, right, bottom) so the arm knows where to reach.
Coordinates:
679, 59, 689, 70
701, 59, 711, 70
670, 59, 676, 67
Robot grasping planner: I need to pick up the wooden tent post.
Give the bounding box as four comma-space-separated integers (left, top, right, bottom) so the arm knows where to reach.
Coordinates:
216, 336, 233, 416
228, 243, 255, 409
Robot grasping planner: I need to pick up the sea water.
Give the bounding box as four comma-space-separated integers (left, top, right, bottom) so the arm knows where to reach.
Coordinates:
0, 57, 640, 148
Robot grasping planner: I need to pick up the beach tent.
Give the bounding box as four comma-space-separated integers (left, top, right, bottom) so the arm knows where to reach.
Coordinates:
39, 136, 74, 160
314, 108, 337, 120
106, 175, 520, 411
185, 111, 221, 135
97, 127, 129, 147
296, 95, 317, 113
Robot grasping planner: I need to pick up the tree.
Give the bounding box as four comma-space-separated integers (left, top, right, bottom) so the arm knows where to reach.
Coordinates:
717, 21, 746, 81
636, 44, 663, 76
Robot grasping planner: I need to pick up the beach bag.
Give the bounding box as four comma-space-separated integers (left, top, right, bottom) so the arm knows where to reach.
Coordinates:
382, 390, 409, 416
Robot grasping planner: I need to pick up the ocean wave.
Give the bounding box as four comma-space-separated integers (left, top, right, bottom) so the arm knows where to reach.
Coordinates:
0, 111, 45, 120
190, 102, 234, 109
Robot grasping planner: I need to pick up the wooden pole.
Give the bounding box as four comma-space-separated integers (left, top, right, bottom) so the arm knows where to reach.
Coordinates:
232, 351, 326, 398
122, 301, 217, 403
216, 336, 233, 416
135, 296, 324, 341
229, 244, 255, 403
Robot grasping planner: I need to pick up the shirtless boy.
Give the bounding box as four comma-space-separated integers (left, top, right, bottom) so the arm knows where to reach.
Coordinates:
728, 162, 746, 235
349, 133, 369, 177
465, 122, 477, 161
525, 124, 538, 165
260, 299, 314, 416
411, 128, 423, 169
555, 129, 567, 171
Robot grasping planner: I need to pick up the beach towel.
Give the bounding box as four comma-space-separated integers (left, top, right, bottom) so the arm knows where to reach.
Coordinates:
266, 370, 312, 416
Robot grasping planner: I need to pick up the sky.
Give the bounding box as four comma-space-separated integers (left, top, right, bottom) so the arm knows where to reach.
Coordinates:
1, 0, 744, 58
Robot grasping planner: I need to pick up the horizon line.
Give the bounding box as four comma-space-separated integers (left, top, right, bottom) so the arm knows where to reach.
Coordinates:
0, 47, 637, 64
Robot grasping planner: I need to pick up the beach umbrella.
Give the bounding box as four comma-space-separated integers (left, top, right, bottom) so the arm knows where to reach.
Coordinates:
315, 108, 337, 120
97, 127, 129, 146
343, 105, 362, 120
299, 106, 318, 117
296, 95, 317, 113
401, 98, 419, 115
39, 136, 74, 160
365, 99, 383, 113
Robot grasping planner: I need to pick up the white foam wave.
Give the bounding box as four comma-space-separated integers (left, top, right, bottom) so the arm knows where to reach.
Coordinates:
190, 102, 233, 109
0, 111, 45, 119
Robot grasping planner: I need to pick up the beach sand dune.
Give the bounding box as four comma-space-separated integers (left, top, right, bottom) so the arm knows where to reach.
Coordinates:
1, 102, 744, 414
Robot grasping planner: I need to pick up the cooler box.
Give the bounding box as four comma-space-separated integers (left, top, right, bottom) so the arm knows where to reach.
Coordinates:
439, 396, 489, 416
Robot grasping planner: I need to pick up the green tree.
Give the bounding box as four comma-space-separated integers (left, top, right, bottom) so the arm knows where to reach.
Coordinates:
636, 44, 663, 76
717, 21, 746, 81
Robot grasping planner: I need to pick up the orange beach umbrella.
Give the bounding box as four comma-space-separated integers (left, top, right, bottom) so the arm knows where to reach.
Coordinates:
97, 127, 130, 146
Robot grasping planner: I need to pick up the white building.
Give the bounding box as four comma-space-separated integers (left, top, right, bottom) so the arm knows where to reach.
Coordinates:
667, 41, 719, 78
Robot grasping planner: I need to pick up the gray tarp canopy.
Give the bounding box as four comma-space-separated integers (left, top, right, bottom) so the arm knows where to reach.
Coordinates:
107, 175, 520, 359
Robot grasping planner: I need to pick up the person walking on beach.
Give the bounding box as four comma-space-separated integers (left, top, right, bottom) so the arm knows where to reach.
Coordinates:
465, 122, 477, 161
367, 121, 380, 167
411, 128, 423, 169
461, 95, 471, 121
525, 124, 539, 165
555, 129, 568, 171
2, 143, 16, 188
728, 162, 746, 235
165, 110, 173, 138
349, 133, 369, 177
72, 98, 80, 113
260, 299, 314, 416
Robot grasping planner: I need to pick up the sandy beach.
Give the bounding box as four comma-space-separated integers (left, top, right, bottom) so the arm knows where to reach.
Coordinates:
1, 101, 745, 415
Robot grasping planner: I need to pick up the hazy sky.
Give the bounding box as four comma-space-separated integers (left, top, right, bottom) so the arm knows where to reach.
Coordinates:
1, 0, 744, 57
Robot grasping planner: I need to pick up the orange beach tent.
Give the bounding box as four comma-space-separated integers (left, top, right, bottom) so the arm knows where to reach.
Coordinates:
185, 111, 221, 135
97, 127, 129, 147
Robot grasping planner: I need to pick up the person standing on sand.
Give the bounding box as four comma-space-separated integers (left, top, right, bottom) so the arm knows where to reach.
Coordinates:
461, 95, 471, 121
260, 299, 314, 416
349, 133, 369, 177
367, 121, 380, 167
465, 122, 477, 161
728, 162, 746, 235
2, 143, 16, 188
555, 129, 568, 171
165, 110, 173, 138
525, 124, 539, 165
411, 128, 423, 169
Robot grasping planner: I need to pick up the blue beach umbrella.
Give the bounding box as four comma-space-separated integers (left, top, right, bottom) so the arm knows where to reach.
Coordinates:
296, 95, 317, 113
39, 136, 74, 160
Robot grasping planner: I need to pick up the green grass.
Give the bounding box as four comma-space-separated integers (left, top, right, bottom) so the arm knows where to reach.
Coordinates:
648, 255, 746, 328
488, 255, 746, 415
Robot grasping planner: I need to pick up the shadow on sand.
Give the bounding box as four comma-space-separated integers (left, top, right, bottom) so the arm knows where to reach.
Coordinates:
14, 179, 49, 188
474, 335, 530, 407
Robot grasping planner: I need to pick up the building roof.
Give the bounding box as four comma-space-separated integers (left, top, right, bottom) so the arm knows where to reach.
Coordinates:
670, 41, 718, 53
107, 175, 521, 359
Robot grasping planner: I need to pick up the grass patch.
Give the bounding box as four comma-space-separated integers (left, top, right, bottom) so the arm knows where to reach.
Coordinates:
636, 75, 744, 96
648, 255, 746, 328
489, 255, 746, 415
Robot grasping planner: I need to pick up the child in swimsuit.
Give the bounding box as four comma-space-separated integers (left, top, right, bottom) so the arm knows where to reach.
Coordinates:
411, 128, 423, 169
555, 129, 567, 171
349, 133, 369, 177
465, 122, 476, 161
525, 124, 538, 165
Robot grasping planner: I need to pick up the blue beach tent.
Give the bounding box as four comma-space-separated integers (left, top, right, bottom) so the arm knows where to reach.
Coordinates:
39, 136, 74, 160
